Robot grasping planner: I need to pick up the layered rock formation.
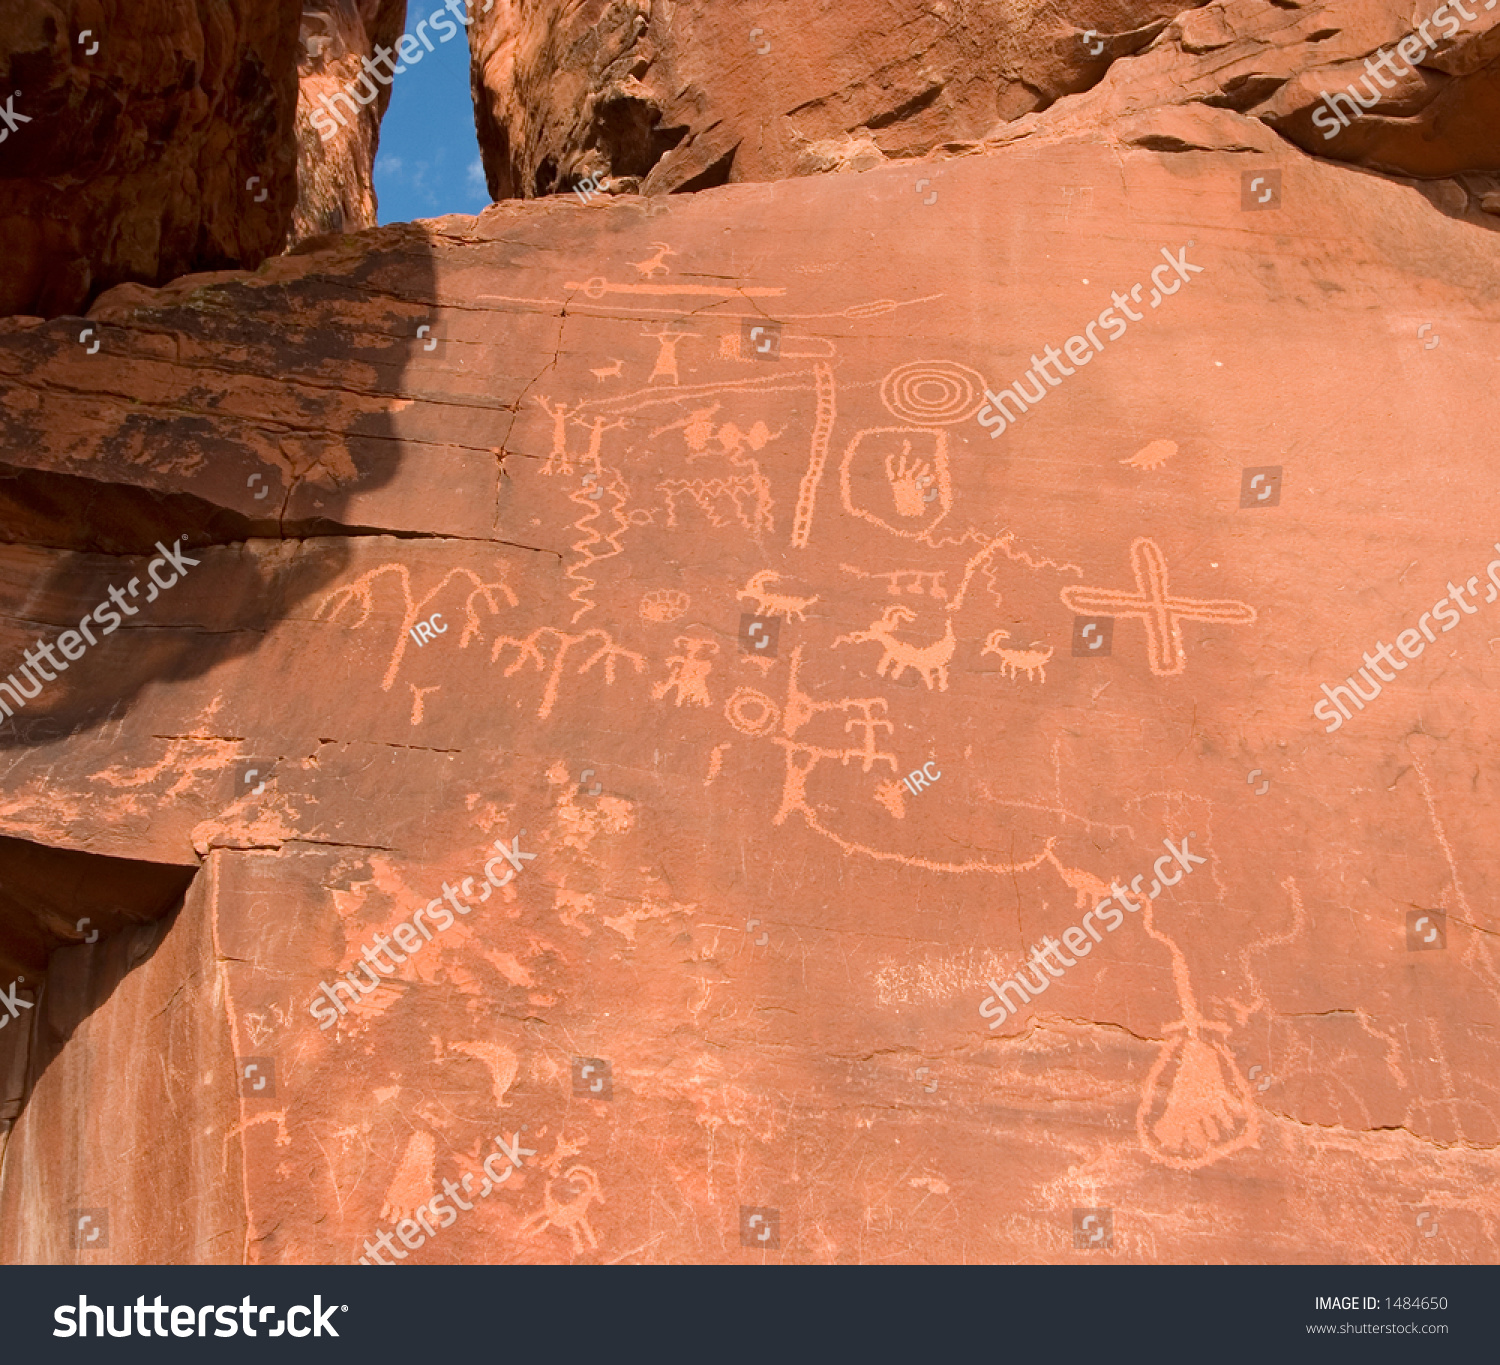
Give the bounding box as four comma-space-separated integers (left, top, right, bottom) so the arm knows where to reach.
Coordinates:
294, 0, 409, 242
1, 0, 1499, 1264
468, 0, 1194, 197
0, 0, 303, 318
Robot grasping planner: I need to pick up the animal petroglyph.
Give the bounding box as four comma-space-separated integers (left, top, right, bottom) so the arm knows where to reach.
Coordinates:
631, 243, 677, 278
491, 627, 646, 720
1061, 538, 1258, 676
737, 571, 819, 622
982, 631, 1054, 683
590, 359, 625, 383
315, 564, 518, 692
652, 636, 719, 708
521, 1165, 606, 1253
834, 606, 957, 691
1121, 439, 1176, 469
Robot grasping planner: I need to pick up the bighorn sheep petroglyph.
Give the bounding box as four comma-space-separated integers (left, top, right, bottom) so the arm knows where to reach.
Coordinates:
835, 605, 956, 691
982, 630, 1053, 683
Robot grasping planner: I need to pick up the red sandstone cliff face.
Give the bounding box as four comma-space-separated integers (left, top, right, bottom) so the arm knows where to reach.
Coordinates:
0, 0, 303, 318
1, 1, 1499, 1266
468, 0, 1194, 197
294, 0, 409, 242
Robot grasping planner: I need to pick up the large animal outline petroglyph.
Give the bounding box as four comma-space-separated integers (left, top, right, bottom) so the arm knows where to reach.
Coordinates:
315, 564, 518, 691
834, 606, 957, 691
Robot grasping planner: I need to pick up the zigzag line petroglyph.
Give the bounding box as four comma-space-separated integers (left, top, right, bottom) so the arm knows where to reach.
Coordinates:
565, 474, 630, 624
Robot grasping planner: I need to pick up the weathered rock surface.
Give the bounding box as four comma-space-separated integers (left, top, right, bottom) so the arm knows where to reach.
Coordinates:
468, 0, 1194, 197
1, 0, 1499, 1266
0, 0, 304, 318
294, 0, 409, 242
4, 118, 1500, 1260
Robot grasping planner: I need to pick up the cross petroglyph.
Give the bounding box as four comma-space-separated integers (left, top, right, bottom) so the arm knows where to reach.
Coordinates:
1060, 538, 1257, 675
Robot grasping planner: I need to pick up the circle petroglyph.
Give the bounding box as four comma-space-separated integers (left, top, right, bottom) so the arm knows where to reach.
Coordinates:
879, 361, 987, 425
726, 688, 780, 737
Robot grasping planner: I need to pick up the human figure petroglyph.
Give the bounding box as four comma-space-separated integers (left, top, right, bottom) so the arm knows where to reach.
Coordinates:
652, 636, 718, 708
534, 397, 628, 477
631, 242, 677, 278
982, 631, 1053, 683
315, 564, 518, 692
643, 324, 698, 384
737, 570, 819, 622
491, 627, 646, 720
833, 606, 957, 691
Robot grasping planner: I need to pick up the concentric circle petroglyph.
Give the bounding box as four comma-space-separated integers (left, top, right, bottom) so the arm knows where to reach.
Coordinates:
726, 688, 780, 737
879, 361, 987, 425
